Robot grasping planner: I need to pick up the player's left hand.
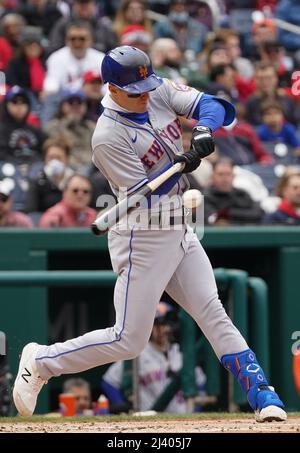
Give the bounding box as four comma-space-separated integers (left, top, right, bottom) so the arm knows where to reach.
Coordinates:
191, 126, 215, 158
174, 149, 201, 173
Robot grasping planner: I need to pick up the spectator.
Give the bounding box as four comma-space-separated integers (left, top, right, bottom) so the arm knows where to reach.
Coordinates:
39, 174, 96, 227
0, 180, 33, 227
150, 38, 186, 84
114, 0, 153, 40
214, 102, 272, 166
154, 0, 208, 55
216, 28, 254, 80
48, 0, 117, 54
209, 63, 238, 102
5, 29, 46, 97
0, 13, 25, 59
120, 24, 153, 53
43, 21, 104, 95
25, 137, 74, 215
204, 158, 263, 226
17, 0, 62, 38
246, 63, 299, 126
258, 39, 295, 89
202, 42, 230, 77
264, 171, 300, 225
0, 86, 46, 166
82, 70, 104, 122
257, 101, 300, 155
44, 88, 95, 170
61, 378, 92, 415
101, 302, 206, 414
246, 18, 277, 61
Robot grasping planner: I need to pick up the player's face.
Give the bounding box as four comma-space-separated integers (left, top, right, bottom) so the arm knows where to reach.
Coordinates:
109, 85, 150, 113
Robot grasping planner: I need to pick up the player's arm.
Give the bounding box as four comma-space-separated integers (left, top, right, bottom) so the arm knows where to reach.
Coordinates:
175, 95, 236, 173
160, 80, 235, 173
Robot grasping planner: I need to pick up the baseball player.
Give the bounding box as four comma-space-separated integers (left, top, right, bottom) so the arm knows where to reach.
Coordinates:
13, 46, 286, 422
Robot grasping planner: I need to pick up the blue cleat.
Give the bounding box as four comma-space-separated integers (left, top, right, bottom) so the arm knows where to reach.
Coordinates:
254, 386, 287, 422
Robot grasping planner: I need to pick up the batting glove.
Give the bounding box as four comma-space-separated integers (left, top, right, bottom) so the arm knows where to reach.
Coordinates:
191, 125, 215, 158
174, 149, 201, 173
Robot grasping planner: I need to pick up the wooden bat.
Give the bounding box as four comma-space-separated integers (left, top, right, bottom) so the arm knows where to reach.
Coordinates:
91, 162, 184, 236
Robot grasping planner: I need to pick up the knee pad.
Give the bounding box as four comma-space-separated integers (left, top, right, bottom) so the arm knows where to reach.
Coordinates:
221, 349, 283, 411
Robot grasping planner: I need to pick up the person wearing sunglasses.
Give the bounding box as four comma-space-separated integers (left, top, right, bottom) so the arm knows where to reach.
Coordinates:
39, 174, 96, 227
14, 46, 286, 423
0, 180, 33, 228
43, 22, 105, 96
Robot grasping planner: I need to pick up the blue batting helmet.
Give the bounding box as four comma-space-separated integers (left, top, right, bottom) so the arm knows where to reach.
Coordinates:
101, 46, 162, 94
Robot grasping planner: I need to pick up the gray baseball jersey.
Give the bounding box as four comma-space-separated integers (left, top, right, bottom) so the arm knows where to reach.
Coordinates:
35, 80, 248, 381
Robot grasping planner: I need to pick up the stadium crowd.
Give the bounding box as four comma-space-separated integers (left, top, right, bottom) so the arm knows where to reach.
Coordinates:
0, 0, 300, 227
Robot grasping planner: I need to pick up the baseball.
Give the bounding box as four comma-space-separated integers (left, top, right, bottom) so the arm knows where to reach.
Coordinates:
182, 189, 203, 209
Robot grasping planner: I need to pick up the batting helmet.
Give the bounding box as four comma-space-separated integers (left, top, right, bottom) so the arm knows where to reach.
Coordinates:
101, 46, 162, 94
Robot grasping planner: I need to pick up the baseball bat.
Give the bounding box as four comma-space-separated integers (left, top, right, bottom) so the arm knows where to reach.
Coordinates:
91, 162, 184, 236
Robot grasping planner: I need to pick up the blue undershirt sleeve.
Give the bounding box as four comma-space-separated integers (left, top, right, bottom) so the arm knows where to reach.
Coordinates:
192, 94, 236, 131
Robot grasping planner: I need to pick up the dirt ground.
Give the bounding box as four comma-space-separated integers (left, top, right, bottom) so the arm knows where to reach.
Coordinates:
1, 416, 300, 433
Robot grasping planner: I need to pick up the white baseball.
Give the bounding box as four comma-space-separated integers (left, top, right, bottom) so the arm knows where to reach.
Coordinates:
182, 189, 203, 209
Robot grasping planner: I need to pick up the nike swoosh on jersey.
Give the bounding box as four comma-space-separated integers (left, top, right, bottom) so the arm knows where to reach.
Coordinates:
131, 132, 137, 143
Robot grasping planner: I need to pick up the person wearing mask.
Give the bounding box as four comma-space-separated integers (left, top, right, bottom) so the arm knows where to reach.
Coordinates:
25, 137, 74, 215
154, 0, 208, 55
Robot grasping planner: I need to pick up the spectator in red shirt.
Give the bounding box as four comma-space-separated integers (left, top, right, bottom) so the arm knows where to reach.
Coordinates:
0, 180, 33, 228
39, 174, 96, 227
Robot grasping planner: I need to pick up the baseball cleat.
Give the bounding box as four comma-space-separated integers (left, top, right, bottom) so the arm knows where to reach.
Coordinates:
13, 342, 47, 416
255, 405, 287, 422
254, 386, 287, 422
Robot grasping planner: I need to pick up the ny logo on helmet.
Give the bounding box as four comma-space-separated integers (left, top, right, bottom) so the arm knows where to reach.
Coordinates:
139, 65, 148, 79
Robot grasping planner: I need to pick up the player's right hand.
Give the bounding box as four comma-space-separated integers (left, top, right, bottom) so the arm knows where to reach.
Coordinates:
174, 149, 201, 173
